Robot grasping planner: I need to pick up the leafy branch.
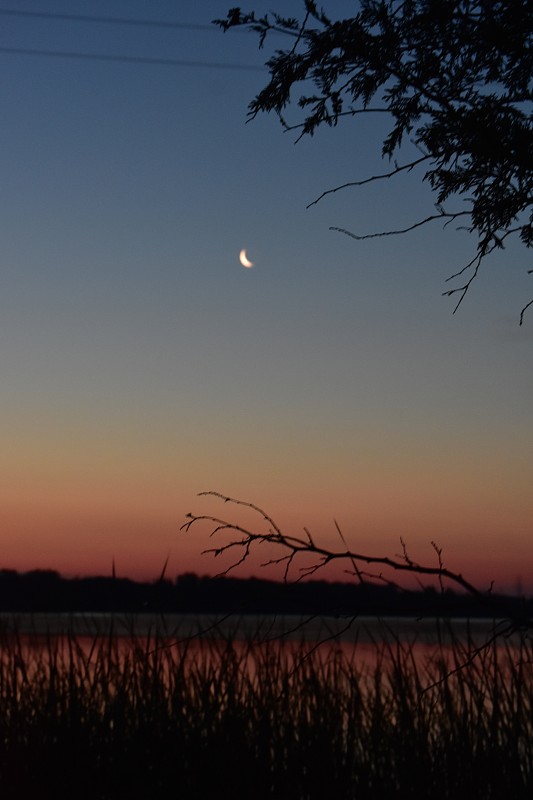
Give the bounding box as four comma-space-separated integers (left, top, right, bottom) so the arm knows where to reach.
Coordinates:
215, 1, 533, 321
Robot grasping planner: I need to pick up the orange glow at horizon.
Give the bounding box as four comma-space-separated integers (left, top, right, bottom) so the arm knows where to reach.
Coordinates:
0, 475, 531, 593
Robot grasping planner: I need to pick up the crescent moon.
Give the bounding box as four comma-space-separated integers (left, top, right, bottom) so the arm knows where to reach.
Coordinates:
239, 249, 254, 268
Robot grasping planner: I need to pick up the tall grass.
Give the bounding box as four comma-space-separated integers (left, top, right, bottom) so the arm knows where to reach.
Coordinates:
0, 620, 531, 798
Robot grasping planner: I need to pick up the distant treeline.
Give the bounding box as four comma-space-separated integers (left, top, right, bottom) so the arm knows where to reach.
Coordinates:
0, 569, 529, 617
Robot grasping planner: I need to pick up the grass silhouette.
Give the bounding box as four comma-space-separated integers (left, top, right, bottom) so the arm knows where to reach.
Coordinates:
0, 618, 531, 798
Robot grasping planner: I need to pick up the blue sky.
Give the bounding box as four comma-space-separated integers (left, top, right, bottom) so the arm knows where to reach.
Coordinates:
0, 1, 531, 590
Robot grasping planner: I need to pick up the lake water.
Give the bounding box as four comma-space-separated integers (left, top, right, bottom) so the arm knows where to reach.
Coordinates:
0, 611, 522, 648
0, 612, 530, 698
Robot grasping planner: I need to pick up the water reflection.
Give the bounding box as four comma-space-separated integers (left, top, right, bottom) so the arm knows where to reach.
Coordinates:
0, 612, 529, 678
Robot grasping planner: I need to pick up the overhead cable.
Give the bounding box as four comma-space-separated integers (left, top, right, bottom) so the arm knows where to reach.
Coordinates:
0, 46, 265, 72
0, 8, 218, 32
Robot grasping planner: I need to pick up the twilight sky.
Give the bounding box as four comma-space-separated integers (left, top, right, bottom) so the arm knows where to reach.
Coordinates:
0, 1, 531, 592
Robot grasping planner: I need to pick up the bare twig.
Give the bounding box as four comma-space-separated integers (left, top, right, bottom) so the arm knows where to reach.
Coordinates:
520, 298, 533, 326
307, 155, 430, 208
183, 492, 529, 627
422, 621, 517, 692
330, 210, 470, 241
183, 492, 532, 687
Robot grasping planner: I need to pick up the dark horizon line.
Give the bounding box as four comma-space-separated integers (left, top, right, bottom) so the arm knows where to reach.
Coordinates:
2, 565, 529, 594
0, 567, 530, 618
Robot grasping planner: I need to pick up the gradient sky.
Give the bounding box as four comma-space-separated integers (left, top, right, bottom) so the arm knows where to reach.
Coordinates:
0, 1, 531, 593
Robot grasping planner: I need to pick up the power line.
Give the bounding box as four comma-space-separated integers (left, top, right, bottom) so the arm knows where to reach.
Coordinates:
0, 46, 265, 72
0, 8, 219, 32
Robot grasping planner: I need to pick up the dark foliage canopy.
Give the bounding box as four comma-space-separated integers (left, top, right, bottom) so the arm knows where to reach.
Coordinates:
216, 1, 533, 320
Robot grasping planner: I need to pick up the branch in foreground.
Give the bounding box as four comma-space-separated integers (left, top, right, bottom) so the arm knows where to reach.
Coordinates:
214, 4, 533, 321
331, 212, 528, 316
306, 155, 431, 209
330, 210, 470, 241
183, 492, 532, 635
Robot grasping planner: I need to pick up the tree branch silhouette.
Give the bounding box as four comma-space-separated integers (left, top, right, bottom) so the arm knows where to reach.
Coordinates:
183, 492, 532, 637
215, 1, 533, 321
